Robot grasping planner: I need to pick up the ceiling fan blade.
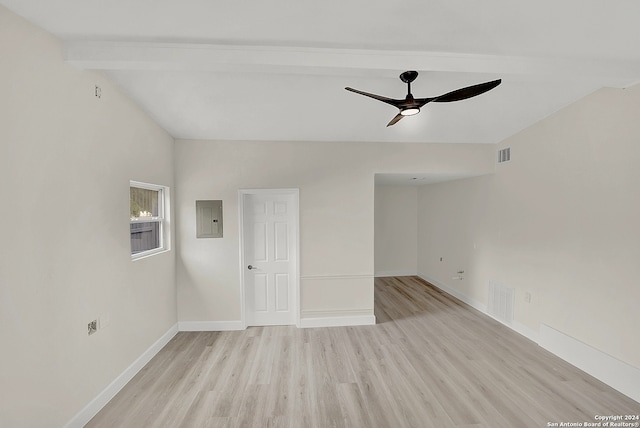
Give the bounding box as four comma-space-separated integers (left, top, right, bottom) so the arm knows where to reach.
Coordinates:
386, 113, 404, 127
345, 87, 402, 108
413, 97, 436, 108
431, 79, 502, 103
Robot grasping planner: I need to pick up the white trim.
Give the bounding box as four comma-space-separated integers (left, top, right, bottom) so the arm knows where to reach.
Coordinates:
130, 247, 171, 262
418, 272, 540, 344
301, 274, 372, 280
509, 319, 540, 343
418, 273, 487, 310
129, 180, 166, 192
64, 324, 179, 428
238, 192, 246, 328
178, 321, 245, 331
539, 324, 640, 403
300, 311, 376, 328
130, 245, 166, 261
374, 270, 417, 278
418, 272, 639, 403
238, 188, 300, 328
130, 180, 171, 260
65, 41, 639, 88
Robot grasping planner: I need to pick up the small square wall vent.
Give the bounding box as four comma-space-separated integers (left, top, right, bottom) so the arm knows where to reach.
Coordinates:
498, 147, 511, 163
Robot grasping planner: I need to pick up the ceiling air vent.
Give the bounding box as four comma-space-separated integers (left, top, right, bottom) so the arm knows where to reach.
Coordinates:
498, 147, 511, 163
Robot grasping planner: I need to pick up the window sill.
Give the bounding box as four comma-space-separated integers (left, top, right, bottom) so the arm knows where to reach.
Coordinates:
131, 248, 170, 261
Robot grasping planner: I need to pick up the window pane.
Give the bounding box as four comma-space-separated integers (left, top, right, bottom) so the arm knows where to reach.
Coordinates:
130, 187, 159, 218
130, 222, 161, 254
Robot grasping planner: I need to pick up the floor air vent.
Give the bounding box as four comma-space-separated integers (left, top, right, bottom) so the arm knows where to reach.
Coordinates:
498, 147, 511, 163
488, 282, 514, 324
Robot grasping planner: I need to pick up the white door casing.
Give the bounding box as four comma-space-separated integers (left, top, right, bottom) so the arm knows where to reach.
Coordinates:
239, 189, 299, 327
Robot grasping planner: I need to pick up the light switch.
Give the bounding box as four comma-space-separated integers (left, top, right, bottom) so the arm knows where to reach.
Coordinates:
196, 200, 223, 238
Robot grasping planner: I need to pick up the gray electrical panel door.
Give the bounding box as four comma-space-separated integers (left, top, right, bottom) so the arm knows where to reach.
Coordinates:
196, 200, 223, 238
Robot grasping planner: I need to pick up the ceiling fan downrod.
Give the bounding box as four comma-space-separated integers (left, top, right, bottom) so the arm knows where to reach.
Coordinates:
400, 70, 418, 96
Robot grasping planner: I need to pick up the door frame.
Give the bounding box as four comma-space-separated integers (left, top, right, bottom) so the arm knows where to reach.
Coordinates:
238, 188, 300, 328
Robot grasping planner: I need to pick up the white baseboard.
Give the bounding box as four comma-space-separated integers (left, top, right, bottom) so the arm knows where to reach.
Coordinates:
509, 319, 540, 343
300, 310, 376, 328
540, 324, 640, 403
178, 320, 245, 331
179, 316, 378, 330
418, 272, 540, 343
65, 323, 179, 428
374, 270, 417, 278
418, 272, 638, 403
179, 315, 379, 330
417, 273, 487, 312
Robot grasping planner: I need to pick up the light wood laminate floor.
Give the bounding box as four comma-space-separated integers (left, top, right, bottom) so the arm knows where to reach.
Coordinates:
88, 276, 639, 427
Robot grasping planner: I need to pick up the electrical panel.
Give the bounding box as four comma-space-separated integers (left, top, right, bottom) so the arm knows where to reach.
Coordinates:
196, 200, 223, 238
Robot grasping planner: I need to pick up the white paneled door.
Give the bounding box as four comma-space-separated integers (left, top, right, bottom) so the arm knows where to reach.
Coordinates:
241, 189, 299, 326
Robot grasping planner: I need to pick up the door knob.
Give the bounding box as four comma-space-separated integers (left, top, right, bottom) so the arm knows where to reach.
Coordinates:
248, 265, 256, 270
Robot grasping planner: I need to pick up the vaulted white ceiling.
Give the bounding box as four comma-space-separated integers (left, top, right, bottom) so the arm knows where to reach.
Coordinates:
3, 0, 640, 144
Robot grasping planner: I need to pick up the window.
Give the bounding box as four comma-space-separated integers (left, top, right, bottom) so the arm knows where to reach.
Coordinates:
130, 181, 169, 259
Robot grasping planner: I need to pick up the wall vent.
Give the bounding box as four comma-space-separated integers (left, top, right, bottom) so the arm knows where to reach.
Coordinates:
498, 147, 511, 163
488, 282, 514, 325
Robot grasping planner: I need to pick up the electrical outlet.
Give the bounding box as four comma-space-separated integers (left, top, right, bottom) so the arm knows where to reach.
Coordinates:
94, 85, 101, 99
524, 292, 532, 303
88, 320, 97, 335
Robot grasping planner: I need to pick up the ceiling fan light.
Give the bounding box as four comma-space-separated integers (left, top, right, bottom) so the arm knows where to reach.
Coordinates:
400, 107, 420, 116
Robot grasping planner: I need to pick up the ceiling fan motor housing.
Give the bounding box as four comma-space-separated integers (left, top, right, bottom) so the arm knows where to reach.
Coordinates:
399, 70, 419, 83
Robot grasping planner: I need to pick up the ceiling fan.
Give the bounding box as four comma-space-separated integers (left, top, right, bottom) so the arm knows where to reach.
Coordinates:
345, 71, 501, 127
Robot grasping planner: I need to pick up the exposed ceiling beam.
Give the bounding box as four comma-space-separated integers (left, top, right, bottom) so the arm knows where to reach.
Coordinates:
64, 41, 640, 88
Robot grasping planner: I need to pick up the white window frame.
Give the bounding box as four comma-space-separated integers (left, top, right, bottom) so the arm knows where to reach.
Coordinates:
130, 180, 170, 260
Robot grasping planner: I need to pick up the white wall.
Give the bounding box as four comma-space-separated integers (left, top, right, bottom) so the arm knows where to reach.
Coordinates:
0, 6, 176, 427
374, 186, 418, 276
175, 140, 495, 325
417, 84, 640, 372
